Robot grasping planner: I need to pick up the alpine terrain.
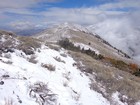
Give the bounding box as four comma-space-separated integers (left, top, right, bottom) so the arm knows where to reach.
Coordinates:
0, 23, 140, 105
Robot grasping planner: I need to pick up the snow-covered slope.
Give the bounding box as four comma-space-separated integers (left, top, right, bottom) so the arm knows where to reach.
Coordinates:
55, 22, 90, 33
0, 45, 111, 105
0, 27, 140, 105
35, 23, 133, 63
1, 43, 139, 105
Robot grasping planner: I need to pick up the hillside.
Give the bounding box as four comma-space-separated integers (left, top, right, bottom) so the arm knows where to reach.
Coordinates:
87, 21, 140, 63
0, 24, 140, 105
35, 23, 133, 63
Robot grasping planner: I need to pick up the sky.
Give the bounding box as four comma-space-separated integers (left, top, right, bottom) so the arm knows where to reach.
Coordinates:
0, 0, 140, 61
0, 0, 140, 30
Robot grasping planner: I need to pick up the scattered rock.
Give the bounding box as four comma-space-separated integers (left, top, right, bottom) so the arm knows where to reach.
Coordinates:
18, 99, 22, 103
23, 77, 27, 80
2, 74, 10, 78
0, 81, 4, 85
17, 95, 22, 103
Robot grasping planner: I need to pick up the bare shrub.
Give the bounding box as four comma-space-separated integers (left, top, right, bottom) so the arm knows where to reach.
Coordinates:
2, 74, 10, 78
58, 38, 104, 60
0, 39, 15, 53
71, 89, 80, 101
58, 38, 80, 51
6, 61, 13, 64
63, 81, 68, 87
83, 67, 93, 74
41, 63, 56, 71
70, 48, 140, 104
1, 60, 13, 64
29, 82, 57, 105
103, 57, 140, 76
16, 95, 22, 104
4, 53, 11, 59
17, 36, 41, 55
63, 72, 71, 81
129, 63, 139, 73
60, 53, 67, 57
4, 98, 14, 105
28, 55, 38, 64
53, 56, 65, 63
48, 44, 60, 51
18, 46, 34, 55
0, 30, 15, 36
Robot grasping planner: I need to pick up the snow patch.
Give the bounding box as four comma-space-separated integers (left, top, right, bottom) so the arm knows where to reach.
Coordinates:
112, 92, 128, 105
135, 102, 140, 105
57, 22, 90, 33
74, 42, 100, 54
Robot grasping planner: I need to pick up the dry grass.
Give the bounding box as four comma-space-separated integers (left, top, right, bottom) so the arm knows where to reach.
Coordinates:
0, 30, 15, 36
60, 53, 67, 57
70, 51, 140, 104
70, 31, 134, 67
0, 33, 42, 55
0, 59, 13, 64
28, 55, 38, 64
63, 81, 68, 87
63, 72, 71, 81
4, 98, 14, 105
53, 56, 65, 63
48, 44, 61, 51
4, 53, 11, 59
41, 63, 56, 71
17, 36, 41, 55
0, 35, 16, 54
29, 82, 57, 105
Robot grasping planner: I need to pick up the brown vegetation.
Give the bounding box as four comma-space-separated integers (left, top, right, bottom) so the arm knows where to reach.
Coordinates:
28, 55, 38, 64
53, 56, 65, 63
59, 38, 140, 77
18, 36, 41, 55
41, 63, 56, 71
58, 38, 104, 60
29, 82, 57, 105
70, 51, 140, 105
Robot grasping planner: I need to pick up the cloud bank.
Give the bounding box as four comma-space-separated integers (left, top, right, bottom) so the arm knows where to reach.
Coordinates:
0, 0, 139, 27
0, 0, 140, 61
88, 12, 140, 61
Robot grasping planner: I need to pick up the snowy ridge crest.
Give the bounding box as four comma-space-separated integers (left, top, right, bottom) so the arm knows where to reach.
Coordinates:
53, 22, 90, 33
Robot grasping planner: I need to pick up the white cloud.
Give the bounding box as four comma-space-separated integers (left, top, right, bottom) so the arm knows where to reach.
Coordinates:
0, 0, 63, 16
0, 0, 35, 9
40, 7, 126, 25
0, 0, 62, 9
0, 0, 139, 26
88, 11, 140, 62
97, 0, 140, 10
9, 21, 35, 30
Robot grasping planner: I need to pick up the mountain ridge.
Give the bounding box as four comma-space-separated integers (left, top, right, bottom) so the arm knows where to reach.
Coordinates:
0, 24, 140, 105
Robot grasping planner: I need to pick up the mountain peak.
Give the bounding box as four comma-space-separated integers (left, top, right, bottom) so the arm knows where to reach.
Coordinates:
35, 23, 93, 42
53, 22, 90, 33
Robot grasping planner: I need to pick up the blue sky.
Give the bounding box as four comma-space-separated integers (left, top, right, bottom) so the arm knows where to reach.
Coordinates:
30, 0, 115, 10
38, 0, 114, 8
0, 0, 140, 30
